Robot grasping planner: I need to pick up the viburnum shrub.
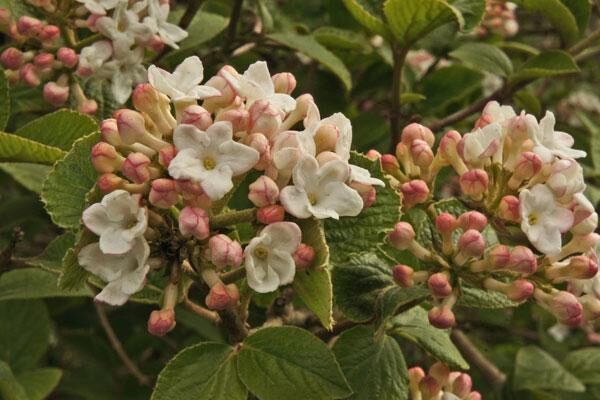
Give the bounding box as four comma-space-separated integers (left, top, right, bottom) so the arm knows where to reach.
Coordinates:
3, 0, 600, 399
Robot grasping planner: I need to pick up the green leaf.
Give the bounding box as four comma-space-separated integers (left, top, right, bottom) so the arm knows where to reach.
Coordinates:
313, 27, 371, 52
400, 92, 427, 105
383, 0, 462, 46
151, 342, 246, 400
58, 229, 96, 291
17, 368, 63, 400
325, 153, 401, 264
0, 361, 28, 400
0, 300, 50, 373
514, 346, 585, 392
41, 132, 100, 230
560, 0, 591, 36
0, 268, 92, 301
0, 163, 51, 193
15, 110, 98, 151
0, 69, 10, 130
449, 0, 486, 31
267, 32, 352, 91
577, 112, 600, 172
26, 232, 76, 272
238, 327, 352, 400
294, 218, 333, 329
388, 306, 469, 369
0, 131, 65, 164
419, 65, 483, 112
341, 0, 389, 36
0, 0, 39, 18
513, 0, 579, 45
511, 51, 580, 82
333, 325, 408, 400
514, 90, 542, 117
458, 286, 520, 308
379, 286, 430, 321
499, 41, 541, 56
450, 43, 513, 77
563, 348, 600, 384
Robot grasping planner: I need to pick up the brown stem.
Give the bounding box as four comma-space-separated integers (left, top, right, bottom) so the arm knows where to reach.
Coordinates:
221, 267, 247, 284
179, 0, 204, 29
183, 298, 221, 324
390, 45, 409, 152
568, 26, 600, 56
94, 303, 151, 386
451, 329, 507, 388
223, 0, 244, 54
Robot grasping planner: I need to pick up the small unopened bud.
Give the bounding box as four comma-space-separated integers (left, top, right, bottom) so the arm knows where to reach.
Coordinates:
205, 283, 240, 310
38, 24, 60, 43
550, 291, 584, 327
507, 246, 537, 275
401, 123, 435, 147
457, 211, 487, 232
498, 195, 520, 222
181, 105, 212, 130
388, 221, 415, 250
146, 34, 165, 53
216, 108, 249, 133
366, 149, 382, 160
484, 278, 534, 302
314, 123, 339, 154
419, 376, 442, 400
157, 145, 176, 168
381, 154, 400, 175
177, 180, 212, 209
489, 244, 512, 269
248, 175, 279, 207
457, 229, 485, 259
149, 179, 178, 209
208, 234, 243, 269
272, 72, 297, 94
122, 152, 154, 183
393, 264, 414, 287
451, 373, 473, 398
460, 169, 488, 201
33, 52, 54, 69
401, 179, 429, 208
350, 182, 377, 209
57, 47, 78, 68
16, 16, 42, 36
178, 206, 209, 240
147, 309, 176, 336
91, 142, 124, 173
513, 152, 542, 180
116, 109, 147, 144
19, 63, 40, 87
0, 47, 24, 70
428, 304, 456, 329
410, 139, 434, 168
257, 205, 285, 224
428, 272, 452, 298
408, 366, 425, 387
546, 255, 598, 281
436, 212, 457, 256
428, 362, 450, 386
248, 99, 282, 138
439, 130, 467, 175
43, 81, 69, 107
293, 243, 316, 270
78, 99, 97, 115
100, 118, 121, 145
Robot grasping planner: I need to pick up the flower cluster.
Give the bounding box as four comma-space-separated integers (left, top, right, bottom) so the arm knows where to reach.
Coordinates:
408, 363, 481, 400
380, 101, 599, 330
0, 0, 186, 112
78, 56, 381, 335
477, 0, 519, 38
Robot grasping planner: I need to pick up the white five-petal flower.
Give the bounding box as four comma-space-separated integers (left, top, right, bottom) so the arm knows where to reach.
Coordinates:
99, 47, 147, 104
78, 237, 150, 306
148, 56, 220, 103
144, 0, 188, 49
244, 222, 301, 293
519, 184, 574, 255
280, 156, 364, 219
82, 190, 148, 255
78, 40, 113, 75
526, 111, 587, 162
462, 122, 504, 165
168, 122, 260, 200
95, 4, 153, 59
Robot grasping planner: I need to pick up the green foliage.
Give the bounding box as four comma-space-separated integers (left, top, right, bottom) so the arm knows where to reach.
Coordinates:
0, 361, 28, 400
0, 69, 10, 131
450, 43, 514, 77
514, 346, 585, 392
341, 0, 389, 37
513, 0, 580, 45
0, 132, 65, 164
0, 163, 50, 193
17, 368, 63, 400
511, 51, 580, 82
0, 268, 92, 301
457, 286, 520, 308
563, 348, 600, 385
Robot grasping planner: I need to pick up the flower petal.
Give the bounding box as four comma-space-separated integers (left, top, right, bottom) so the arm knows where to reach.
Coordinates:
280, 186, 312, 219
173, 124, 210, 151
313, 182, 364, 219
262, 222, 302, 253
200, 168, 234, 200
268, 250, 296, 286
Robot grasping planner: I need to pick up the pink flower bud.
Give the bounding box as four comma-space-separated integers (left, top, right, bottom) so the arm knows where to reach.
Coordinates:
457, 211, 487, 232
550, 291, 583, 327
0, 47, 24, 70
91, 142, 123, 173
314, 123, 339, 153
488, 244, 511, 269
451, 373, 473, 397
381, 154, 400, 175
498, 195, 520, 222
401, 179, 429, 208
393, 264, 414, 287
97, 173, 124, 193
513, 151, 542, 180
507, 246, 537, 275
257, 205, 285, 225
410, 139, 434, 168
16, 16, 42, 36
248, 176, 279, 207
43, 81, 69, 107
419, 375, 442, 400
436, 212, 457, 234
246, 133, 270, 170
293, 243, 316, 270
33, 52, 54, 69
202, 75, 236, 110
401, 123, 435, 147
179, 206, 209, 240
458, 229, 485, 258
100, 118, 120, 145
468, 392, 482, 400
147, 309, 176, 336
408, 366, 425, 385
486, 278, 534, 302
388, 221, 416, 250
145, 34, 165, 53
366, 149, 382, 160
122, 152, 152, 183
272, 72, 297, 94
547, 255, 598, 281
428, 272, 452, 298
459, 169, 488, 200
350, 182, 377, 209
19, 63, 40, 87
216, 108, 249, 133
78, 99, 97, 115
38, 24, 60, 43
181, 105, 212, 130
205, 283, 240, 310
57, 47, 78, 68
248, 100, 282, 138
208, 234, 243, 269
176, 180, 212, 209
115, 109, 146, 144
439, 130, 462, 160
428, 362, 450, 386
149, 179, 178, 209
158, 145, 177, 168
133, 83, 161, 111
428, 305, 456, 329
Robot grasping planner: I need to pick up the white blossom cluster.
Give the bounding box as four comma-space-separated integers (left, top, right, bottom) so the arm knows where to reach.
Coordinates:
78, 56, 382, 305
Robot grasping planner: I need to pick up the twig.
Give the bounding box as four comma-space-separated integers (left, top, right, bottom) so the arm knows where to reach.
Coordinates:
179, 0, 204, 29
183, 298, 221, 324
223, 0, 244, 54
568, 26, 600, 56
451, 329, 507, 389
220, 267, 248, 284
390, 45, 409, 151
94, 303, 151, 386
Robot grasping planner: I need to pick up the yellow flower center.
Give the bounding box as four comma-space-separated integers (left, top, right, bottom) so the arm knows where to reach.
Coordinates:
254, 246, 269, 260
308, 193, 318, 205
203, 157, 216, 170
528, 213, 538, 225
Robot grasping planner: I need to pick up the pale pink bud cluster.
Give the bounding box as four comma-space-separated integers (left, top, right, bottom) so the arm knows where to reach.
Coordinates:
408, 363, 481, 400
478, 0, 519, 38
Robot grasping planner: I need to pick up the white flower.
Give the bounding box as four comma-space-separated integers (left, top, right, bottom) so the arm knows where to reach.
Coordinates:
232, 61, 296, 113
462, 122, 504, 165
526, 111, 587, 162
82, 190, 147, 255
480, 101, 516, 126
168, 122, 260, 200
349, 164, 385, 187
519, 184, 574, 255
280, 156, 364, 219
546, 158, 586, 201
76, 0, 122, 15
148, 56, 220, 103
143, 0, 188, 49
95, 4, 153, 58
78, 237, 150, 306
571, 193, 598, 235
320, 112, 353, 161
99, 47, 146, 104
78, 40, 113, 75
244, 222, 301, 293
